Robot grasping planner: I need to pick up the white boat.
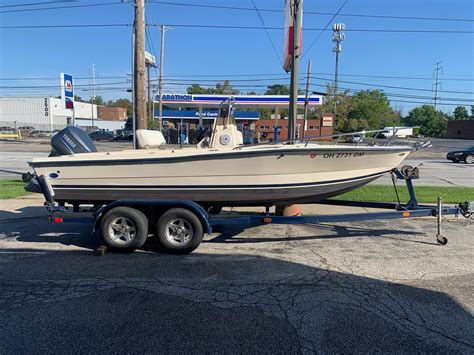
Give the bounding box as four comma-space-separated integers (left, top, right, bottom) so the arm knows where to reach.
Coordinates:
27, 100, 415, 207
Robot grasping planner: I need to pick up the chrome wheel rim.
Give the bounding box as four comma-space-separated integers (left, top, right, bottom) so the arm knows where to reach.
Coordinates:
466, 155, 474, 164
108, 217, 136, 245
165, 218, 193, 246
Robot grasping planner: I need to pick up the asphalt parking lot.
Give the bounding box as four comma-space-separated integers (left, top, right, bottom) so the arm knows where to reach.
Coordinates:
0, 195, 473, 353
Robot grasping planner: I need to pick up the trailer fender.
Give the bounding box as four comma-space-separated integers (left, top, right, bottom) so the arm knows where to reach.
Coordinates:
93, 199, 212, 234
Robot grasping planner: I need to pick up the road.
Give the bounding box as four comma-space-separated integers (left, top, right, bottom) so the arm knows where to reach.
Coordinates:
0, 195, 473, 353
1, 138, 473, 186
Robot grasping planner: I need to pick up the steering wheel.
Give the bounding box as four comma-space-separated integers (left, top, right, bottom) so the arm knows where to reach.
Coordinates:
192, 127, 210, 144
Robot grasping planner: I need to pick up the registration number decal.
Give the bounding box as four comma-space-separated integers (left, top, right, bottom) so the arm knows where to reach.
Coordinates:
322, 152, 365, 158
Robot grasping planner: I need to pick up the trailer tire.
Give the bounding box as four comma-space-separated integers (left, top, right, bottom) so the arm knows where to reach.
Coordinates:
100, 207, 148, 252
156, 208, 204, 254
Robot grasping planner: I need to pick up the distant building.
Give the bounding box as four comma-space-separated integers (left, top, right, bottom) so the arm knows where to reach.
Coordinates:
0, 97, 124, 132
97, 106, 128, 121
256, 118, 333, 141
447, 120, 474, 139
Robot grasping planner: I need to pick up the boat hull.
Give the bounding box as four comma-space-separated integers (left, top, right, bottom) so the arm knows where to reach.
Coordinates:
30, 145, 411, 206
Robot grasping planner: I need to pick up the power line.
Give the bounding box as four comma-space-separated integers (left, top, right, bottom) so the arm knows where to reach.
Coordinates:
0, 81, 130, 89
0, 1, 121, 14
2, 23, 474, 34
0, 1, 72, 8
130, 80, 474, 103
311, 76, 474, 94
249, 0, 282, 66
302, 0, 347, 58
1, 76, 472, 96
2, 72, 472, 81
147, 1, 474, 23
150, 24, 474, 34
0, 24, 131, 29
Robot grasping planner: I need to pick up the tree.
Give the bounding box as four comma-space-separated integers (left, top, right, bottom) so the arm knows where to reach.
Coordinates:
88, 95, 104, 106
264, 84, 303, 95
186, 84, 214, 94
265, 84, 290, 95
453, 106, 469, 120
215, 80, 239, 95
405, 105, 448, 138
186, 81, 239, 95
314, 85, 351, 131
347, 90, 396, 130
108, 98, 132, 116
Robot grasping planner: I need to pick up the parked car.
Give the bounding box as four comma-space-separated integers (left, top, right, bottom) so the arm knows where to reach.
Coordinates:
31, 130, 55, 138
0, 126, 14, 133
113, 133, 133, 141
446, 145, 474, 164
346, 134, 365, 143
18, 126, 35, 131
88, 130, 115, 141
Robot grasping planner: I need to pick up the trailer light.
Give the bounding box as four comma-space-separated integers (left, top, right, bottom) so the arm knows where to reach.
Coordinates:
263, 217, 272, 223
402, 212, 410, 217
53, 217, 63, 223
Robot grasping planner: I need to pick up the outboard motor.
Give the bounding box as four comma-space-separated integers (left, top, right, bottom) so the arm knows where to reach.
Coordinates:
49, 126, 97, 157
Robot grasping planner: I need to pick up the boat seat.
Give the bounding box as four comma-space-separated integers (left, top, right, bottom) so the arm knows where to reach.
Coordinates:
136, 129, 166, 149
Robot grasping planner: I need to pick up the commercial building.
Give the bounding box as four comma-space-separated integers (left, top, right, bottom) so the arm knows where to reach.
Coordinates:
257, 117, 333, 141
0, 97, 126, 133
98, 106, 128, 121
447, 120, 474, 139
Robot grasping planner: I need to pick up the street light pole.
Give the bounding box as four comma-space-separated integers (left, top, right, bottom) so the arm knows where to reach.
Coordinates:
158, 24, 168, 131
302, 60, 311, 138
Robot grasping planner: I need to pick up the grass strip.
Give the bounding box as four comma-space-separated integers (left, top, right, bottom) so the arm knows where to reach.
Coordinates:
332, 185, 473, 204
0, 179, 31, 200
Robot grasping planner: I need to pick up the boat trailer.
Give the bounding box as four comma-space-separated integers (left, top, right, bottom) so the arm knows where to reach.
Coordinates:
41, 166, 472, 254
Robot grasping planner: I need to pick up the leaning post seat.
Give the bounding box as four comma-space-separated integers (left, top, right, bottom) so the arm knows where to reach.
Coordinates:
136, 129, 166, 149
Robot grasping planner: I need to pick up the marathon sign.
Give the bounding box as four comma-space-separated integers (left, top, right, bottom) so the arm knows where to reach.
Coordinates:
159, 94, 323, 108
162, 94, 193, 101
60, 73, 74, 110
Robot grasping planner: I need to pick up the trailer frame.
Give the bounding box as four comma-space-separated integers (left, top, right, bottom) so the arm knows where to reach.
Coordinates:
40, 167, 471, 254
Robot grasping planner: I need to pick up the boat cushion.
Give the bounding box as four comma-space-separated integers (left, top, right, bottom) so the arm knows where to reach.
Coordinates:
136, 129, 166, 149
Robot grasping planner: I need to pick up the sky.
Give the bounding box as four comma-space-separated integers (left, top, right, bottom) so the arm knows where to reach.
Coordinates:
0, 0, 473, 115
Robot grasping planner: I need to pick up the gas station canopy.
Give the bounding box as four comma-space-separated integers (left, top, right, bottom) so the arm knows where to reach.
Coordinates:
157, 94, 323, 108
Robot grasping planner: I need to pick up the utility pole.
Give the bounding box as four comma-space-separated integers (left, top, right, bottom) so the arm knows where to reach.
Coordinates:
134, 0, 147, 130
302, 60, 311, 138
288, 0, 303, 141
433, 61, 442, 110
91, 63, 96, 131
332, 23, 345, 111
158, 24, 170, 131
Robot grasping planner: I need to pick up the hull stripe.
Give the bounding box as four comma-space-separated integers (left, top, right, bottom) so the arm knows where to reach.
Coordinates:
52, 171, 386, 190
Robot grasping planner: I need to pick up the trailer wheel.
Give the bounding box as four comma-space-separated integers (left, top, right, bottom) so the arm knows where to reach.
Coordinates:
437, 236, 448, 245
156, 208, 204, 254
100, 207, 148, 251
